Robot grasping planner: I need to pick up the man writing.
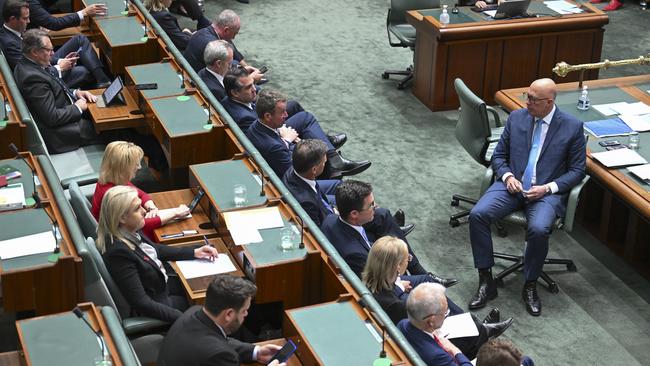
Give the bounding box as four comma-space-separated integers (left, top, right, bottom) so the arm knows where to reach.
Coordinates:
467, 78, 586, 316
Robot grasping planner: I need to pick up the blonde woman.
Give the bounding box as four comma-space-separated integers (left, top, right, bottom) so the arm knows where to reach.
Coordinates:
145, 0, 193, 50
91, 141, 189, 240
97, 185, 217, 322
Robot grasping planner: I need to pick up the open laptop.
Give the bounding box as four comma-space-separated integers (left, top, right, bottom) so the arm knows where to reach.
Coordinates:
96, 76, 126, 108
493, 0, 531, 19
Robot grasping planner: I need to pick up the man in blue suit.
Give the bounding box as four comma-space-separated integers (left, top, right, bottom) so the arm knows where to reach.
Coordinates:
245, 88, 371, 179
197, 40, 231, 102
467, 78, 586, 316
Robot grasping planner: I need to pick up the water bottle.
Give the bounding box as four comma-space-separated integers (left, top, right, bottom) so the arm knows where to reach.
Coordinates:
577, 86, 590, 111
641, 0, 647, 10
440, 5, 450, 26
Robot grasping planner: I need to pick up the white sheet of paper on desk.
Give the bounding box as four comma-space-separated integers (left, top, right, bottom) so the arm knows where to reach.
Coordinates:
438, 313, 479, 339
593, 102, 629, 116
544, 1, 582, 13
591, 148, 648, 168
0, 230, 56, 259
620, 114, 650, 132
627, 164, 650, 181
223, 206, 284, 230
612, 102, 650, 116
175, 255, 237, 279
483, 10, 497, 17
229, 225, 263, 245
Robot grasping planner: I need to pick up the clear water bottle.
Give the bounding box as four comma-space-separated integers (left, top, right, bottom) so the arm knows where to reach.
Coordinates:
440, 5, 450, 26
577, 85, 590, 111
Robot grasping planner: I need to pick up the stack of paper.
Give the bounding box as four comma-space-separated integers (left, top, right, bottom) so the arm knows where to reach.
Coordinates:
0, 183, 26, 211
593, 101, 650, 117
437, 313, 479, 339
223, 206, 284, 245
627, 164, 650, 182
0, 231, 56, 259
591, 148, 648, 168
175, 255, 237, 279
543, 0, 583, 13
619, 114, 650, 132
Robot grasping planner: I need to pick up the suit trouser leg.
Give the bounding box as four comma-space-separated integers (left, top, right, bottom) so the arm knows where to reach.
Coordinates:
286, 100, 304, 117
469, 182, 524, 270
522, 200, 556, 281
284, 111, 335, 150
56, 35, 109, 85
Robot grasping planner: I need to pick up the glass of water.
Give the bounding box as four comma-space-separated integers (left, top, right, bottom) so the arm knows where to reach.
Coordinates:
233, 184, 247, 207
628, 132, 640, 150
280, 226, 297, 251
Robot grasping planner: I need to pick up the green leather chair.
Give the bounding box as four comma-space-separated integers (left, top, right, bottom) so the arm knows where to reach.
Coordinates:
382, 0, 439, 89
69, 181, 98, 240
101, 306, 143, 366
449, 78, 504, 227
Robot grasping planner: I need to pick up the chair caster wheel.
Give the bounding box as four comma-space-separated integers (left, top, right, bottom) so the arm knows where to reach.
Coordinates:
548, 283, 559, 294
567, 263, 577, 272
397, 83, 407, 90
451, 198, 459, 207
495, 278, 504, 288
497, 228, 508, 237
381, 72, 389, 79
449, 219, 460, 227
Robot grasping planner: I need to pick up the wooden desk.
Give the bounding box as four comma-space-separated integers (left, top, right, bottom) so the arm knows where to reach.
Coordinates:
0, 153, 83, 314
149, 188, 217, 244
15, 303, 124, 366
407, 2, 608, 111
168, 237, 244, 304
284, 296, 407, 366
494, 75, 650, 277
0, 80, 25, 159
87, 88, 147, 132
241, 339, 302, 366
0, 351, 24, 366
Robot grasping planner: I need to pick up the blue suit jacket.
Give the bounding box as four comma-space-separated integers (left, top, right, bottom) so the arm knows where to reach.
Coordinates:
491, 107, 586, 216
27, 0, 80, 31
245, 119, 293, 177
282, 169, 332, 227
221, 97, 257, 132
397, 320, 473, 366
197, 68, 226, 102
151, 10, 191, 51
182, 26, 243, 72
0, 27, 23, 70
320, 214, 373, 277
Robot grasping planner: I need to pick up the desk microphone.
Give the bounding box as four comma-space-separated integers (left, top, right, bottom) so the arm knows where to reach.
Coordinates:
240, 151, 266, 197
295, 214, 304, 249
358, 300, 392, 366
204, 102, 211, 126
42, 206, 60, 254
179, 69, 185, 90
8, 143, 40, 208
124, 0, 129, 12
2, 94, 7, 121
72, 307, 106, 361
142, 19, 148, 39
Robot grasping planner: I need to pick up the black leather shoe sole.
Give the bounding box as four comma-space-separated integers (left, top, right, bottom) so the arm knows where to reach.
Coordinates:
486, 317, 513, 339
401, 224, 415, 237
339, 161, 371, 176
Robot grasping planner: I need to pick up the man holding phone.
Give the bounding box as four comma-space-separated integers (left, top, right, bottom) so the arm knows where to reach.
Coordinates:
0, 0, 111, 88
158, 274, 287, 366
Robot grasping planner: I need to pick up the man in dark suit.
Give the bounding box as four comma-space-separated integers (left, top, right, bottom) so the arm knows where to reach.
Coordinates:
158, 275, 285, 366
467, 78, 586, 316
197, 39, 231, 101
26, 0, 106, 31
320, 180, 459, 287
244, 88, 370, 179
1, 0, 110, 88
149, 4, 192, 51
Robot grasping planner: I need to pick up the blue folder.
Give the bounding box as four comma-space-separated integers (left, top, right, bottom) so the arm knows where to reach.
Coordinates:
584, 118, 633, 138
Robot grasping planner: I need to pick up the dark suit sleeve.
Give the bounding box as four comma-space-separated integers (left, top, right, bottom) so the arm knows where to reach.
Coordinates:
374, 290, 407, 324
158, 12, 191, 50
19, 73, 82, 127
154, 243, 195, 261
345, 253, 367, 278
266, 144, 293, 177
105, 247, 184, 322
227, 338, 256, 363
0, 37, 22, 70
204, 340, 254, 366
29, 1, 81, 30
491, 116, 513, 180
301, 200, 325, 227
552, 119, 586, 193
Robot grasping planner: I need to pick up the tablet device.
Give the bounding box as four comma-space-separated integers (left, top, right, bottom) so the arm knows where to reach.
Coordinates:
268, 340, 297, 364
97, 76, 126, 107
188, 188, 205, 212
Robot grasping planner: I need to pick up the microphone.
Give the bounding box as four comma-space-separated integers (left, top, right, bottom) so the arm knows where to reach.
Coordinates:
358, 300, 391, 366
179, 69, 185, 90
123, 0, 129, 12
295, 214, 304, 249
8, 143, 40, 208
72, 307, 106, 361
239, 151, 265, 196
42, 206, 60, 254
142, 20, 148, 39
204, 102, 211, 126
2, 94, 7, 121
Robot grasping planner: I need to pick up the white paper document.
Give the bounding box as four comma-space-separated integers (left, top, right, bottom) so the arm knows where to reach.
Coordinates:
438, 312, 479, 339
611, 102, 650, 116
0, 230, 56, 259
229, 225, 263, 245
627, 164, 650, 181
591, 148, 648, 168
175, 255, 237, 279
593, 102, 629, 116
544, 1, 583, 14
483, 10, 497, 17
223, 206, 284, 230
619, 114, 650, 132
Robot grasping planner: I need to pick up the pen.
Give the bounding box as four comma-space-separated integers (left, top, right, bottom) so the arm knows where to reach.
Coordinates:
161, 233, 184, 239
203, 235, 216, 261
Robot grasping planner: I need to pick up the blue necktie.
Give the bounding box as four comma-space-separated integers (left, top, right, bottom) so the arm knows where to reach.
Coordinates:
314, 182, 333, 214
360, 227, 371, 249
522, 119, 543, 190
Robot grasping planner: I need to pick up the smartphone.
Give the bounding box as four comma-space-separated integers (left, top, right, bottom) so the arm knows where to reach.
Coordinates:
258, 66, 269, 74
598, 140, 620, 147
187, 188, 205, 212
268, 340, 297, 364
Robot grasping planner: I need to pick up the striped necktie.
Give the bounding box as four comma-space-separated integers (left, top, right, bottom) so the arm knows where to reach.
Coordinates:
44, 66, 77, 102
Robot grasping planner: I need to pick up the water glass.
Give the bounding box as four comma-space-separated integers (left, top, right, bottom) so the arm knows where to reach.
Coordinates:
94, 355, 113, 366
233, 184, 247, 207
628, 132, 640, 150
280, 226, 297, 251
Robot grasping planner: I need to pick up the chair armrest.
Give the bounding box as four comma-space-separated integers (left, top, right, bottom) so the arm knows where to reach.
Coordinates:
122, 317, 169, 336
562, 176, 590, 233
479, 166, 495, 197
486, 106, 502, 128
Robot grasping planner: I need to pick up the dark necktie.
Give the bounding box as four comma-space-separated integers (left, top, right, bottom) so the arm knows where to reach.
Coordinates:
44, 66, 77, 102
314, 182, 334, 214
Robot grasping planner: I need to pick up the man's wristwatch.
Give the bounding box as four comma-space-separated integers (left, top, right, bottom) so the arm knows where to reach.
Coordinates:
545, 185, 552, 195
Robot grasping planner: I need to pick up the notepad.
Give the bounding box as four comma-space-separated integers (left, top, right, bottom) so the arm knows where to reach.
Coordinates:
0, 230, 56, 259
175, 255, 237, 279
619, 114, 650, 132
584, 118, 633, 138
0, 182, 26, 211
591, 148, 647, 168
627, 164, 650, 182
438, 313, 479, 339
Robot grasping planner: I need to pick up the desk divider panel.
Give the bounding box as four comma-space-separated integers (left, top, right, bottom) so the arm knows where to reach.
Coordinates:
191, 160, 267, 210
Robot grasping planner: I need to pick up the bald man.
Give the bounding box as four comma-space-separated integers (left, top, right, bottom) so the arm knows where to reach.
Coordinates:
467, 78, 586, 316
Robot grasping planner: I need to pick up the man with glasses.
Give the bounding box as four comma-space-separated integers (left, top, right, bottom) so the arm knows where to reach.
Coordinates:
467, 78, 586, 316
398, 283, 513, 365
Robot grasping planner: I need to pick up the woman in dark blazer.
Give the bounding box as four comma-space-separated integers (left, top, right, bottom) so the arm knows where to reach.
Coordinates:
96, 185, 217, 322
145, 0, 195, 50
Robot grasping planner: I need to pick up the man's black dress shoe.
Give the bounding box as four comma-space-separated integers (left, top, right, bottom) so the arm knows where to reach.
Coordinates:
428, 273, 459, 288
482, 307, 500, 324
483, 317, 513, 339
400, 224, 415, 237
393, 209, 405, 227
469, 269, 497, 310
327, 133, 347, 150
522, 281, 541, 316
235, 0, 249, 3
327, 151, 371, 177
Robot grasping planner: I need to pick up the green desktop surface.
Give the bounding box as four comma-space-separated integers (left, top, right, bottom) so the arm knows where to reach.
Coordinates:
288, 301, 384, 366
588, 134, 650, 192
96, 16, 148, 46
0, 209, 55, 271
19, 311, 105, 366
0, 158, 35, 199
149, 95, 212, 136
192, 160, 267, 210
245, 219, 306, 266
126, 62, 186, 99
417, 2, 563, 24
85, 0, 129, 18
